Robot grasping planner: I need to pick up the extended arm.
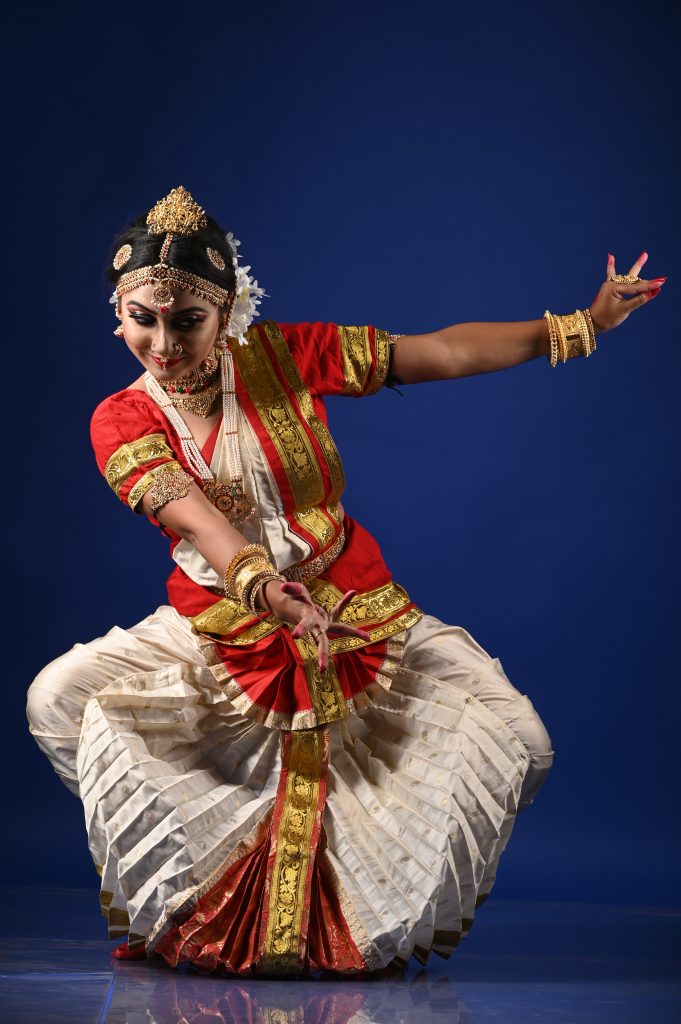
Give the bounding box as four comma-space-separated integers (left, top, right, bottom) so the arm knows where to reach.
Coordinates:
390, 252, 665, 385
391, 318, 553, 384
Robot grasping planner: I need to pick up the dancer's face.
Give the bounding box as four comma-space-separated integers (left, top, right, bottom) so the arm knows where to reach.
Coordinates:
118, 284, 221, 379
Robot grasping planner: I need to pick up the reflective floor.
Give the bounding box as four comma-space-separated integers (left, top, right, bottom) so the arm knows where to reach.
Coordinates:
0, 887, 679, 1023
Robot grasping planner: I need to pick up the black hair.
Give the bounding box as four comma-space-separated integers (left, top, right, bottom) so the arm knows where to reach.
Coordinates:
106, 211, 236, 302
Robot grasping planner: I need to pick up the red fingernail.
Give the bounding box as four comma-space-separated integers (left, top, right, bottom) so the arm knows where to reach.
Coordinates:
647, 288, 661, 299
638, 251, 648, 261
650, 277, 667, 284
608, 254, 614, 262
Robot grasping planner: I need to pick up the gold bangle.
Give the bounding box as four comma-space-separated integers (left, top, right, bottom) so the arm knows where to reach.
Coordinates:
223, 544, 270, 598
239, 566, 281, 613
544, 310, 558, 367
580, 308, 597, 355
246, 572, 286, 615
233, 558, 273, 600
545, 308, 596, 365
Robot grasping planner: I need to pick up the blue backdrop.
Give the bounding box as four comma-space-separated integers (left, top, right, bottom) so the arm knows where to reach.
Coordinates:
7, 0, 679, 908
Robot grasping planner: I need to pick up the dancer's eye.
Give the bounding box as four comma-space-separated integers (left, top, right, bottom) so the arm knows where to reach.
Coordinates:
173, 317, 203, 331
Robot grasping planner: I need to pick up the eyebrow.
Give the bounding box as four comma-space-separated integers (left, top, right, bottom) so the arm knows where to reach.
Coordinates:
126, 300, 209, 314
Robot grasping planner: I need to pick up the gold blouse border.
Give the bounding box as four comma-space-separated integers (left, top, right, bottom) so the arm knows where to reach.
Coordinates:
190, 578, 423, 651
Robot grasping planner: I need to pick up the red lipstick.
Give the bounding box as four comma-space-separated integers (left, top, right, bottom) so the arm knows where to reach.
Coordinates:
151, 356, 183, 368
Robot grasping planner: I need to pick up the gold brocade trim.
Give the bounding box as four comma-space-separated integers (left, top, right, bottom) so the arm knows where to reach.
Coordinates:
104, 433, 175, 497
367, 328, 392, 394
307, 579, 412, 625
191, 578, 420, 651
339, 325, 372, 395
329, 606, 423, 654
295, 633, 347, 725
293, 506, 336, 547
127, 460, 186, 510
235, 327, 325, 510
100, 888, 132, 937
260, 729, 327, 974
261, 321, 346, 506
190, 597, 280, 642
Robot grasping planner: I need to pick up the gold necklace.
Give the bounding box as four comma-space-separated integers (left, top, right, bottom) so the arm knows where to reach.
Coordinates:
144, 350, 256, 526
157, 352, 221, 418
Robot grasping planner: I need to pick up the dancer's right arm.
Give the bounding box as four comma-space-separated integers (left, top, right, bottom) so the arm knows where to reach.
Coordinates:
138, 482, 370, 667
138, 480, 295, 621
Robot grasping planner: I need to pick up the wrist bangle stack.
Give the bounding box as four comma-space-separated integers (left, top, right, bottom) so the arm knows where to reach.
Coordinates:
223, 544, 285, 615
544, 308, 597, 368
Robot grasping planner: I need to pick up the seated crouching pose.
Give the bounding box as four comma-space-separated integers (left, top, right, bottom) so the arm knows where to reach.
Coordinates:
27, 186, 663, 975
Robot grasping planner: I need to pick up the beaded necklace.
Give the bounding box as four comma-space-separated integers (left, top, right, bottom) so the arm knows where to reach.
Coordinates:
144, 350, 256, 526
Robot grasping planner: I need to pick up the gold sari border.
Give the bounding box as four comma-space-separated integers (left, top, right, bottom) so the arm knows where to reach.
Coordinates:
261, 321, 346, 504
191, 578, 419, 648
235, 325, 326, 510
258, 727, 328, 975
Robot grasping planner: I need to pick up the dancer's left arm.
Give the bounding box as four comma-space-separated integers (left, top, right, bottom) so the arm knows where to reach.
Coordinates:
390, 252, 666, 384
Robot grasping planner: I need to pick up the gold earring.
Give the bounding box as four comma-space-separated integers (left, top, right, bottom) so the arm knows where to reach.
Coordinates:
113, 325, 125, 337
215, 316, 230, 350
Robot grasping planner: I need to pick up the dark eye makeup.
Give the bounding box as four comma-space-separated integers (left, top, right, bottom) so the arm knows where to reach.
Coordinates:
128, 313, 205, 330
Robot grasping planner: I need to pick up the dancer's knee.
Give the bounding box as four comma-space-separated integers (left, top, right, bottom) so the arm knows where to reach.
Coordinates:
512, 698, 554, 811
27, 647, 96, 736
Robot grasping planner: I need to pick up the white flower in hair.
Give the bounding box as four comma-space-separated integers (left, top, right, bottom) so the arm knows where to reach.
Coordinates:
225, 232, 268, 346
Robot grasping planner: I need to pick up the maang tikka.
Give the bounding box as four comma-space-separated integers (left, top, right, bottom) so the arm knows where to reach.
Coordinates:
110, 185, 268, 346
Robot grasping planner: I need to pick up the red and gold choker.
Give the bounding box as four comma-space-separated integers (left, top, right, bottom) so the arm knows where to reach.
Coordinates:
157, 352, 221, 417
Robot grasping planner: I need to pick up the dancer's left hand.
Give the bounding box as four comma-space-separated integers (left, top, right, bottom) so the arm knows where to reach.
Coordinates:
589, 251, 667, 334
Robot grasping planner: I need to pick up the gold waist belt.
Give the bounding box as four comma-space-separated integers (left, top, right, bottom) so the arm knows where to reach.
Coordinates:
208, 526, 346, 596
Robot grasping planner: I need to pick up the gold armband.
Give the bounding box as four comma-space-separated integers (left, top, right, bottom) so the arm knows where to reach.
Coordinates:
544, 308, 596, 367
147, 464, 194, 514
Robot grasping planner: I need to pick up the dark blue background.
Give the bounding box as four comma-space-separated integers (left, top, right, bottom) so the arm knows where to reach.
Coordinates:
7, 1, 679, 907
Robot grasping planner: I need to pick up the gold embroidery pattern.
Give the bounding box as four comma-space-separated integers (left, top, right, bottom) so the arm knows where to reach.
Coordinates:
293, 506, 335, 547
367, 328, 392, 394
127, 460, 186, 510
235, 329, 325, 509
308, 579, 411, 624
191, 578, 421, 651
261, 322, 346, 505
260, 728, 327, 974
190, 597, 279, 641
104, 433, 175, 497
339, 325, 372, 395
328, 606, 423, 654
295, 634, 347, 725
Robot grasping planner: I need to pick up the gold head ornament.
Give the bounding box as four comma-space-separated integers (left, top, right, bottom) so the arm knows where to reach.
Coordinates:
146, 185, 208, 236
114, 185, 232, 312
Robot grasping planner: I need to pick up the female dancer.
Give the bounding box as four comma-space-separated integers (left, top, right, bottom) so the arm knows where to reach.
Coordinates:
26, 186, 664, 976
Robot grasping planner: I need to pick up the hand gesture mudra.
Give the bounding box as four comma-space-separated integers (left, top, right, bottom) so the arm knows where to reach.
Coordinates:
589, 252, 667, 334
266, 580, 371, 672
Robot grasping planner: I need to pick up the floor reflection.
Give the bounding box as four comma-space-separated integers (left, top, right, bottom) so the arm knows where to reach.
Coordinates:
0, 891, 679, 1023
106, 965, 469, 1024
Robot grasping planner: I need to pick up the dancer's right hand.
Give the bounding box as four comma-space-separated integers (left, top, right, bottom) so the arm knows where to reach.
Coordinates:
263, 580, 371, 672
